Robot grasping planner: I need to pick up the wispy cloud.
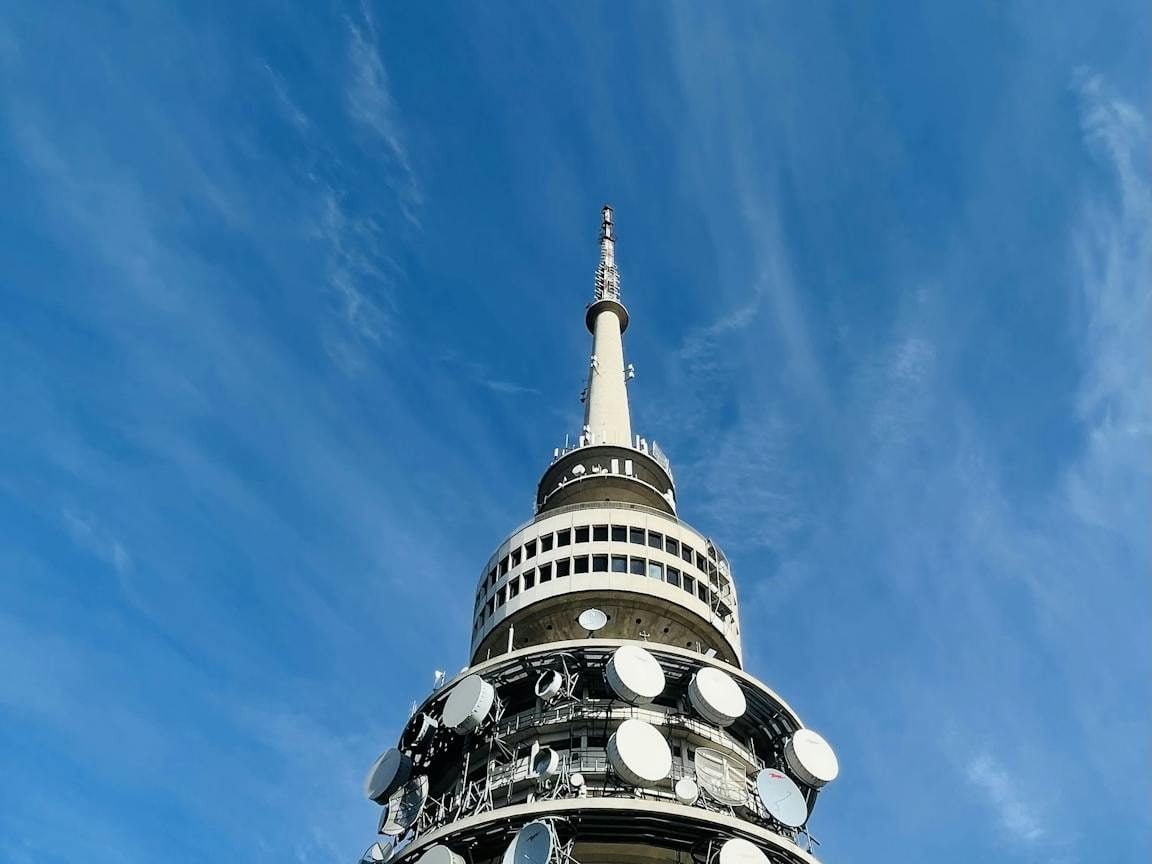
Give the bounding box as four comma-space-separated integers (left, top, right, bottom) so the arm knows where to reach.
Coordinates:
965, 751, 1049, 846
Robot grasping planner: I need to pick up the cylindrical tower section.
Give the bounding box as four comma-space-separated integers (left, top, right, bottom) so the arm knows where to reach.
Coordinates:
583, 300, 632, 447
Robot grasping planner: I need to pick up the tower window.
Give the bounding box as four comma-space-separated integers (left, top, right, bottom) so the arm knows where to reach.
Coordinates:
681, 544, 694, 564
511, 547, 522, 567
648, 561, 663, 580
647, 531, 663, 549
497, 587, 507, 607
541, 534, 554, 553
665, 538, 679, 556
557, 529, 571, 547
488, 567, 497, 588
611, 555, 627, 573
574, 555, 589, 574
610, 525, 625, 543
666, 567, 681, 588
683, 574, 696, 594
593, 555, 610, 573
596, 525, 611, 542
538, 563, 552, 583
486, 597, 495, 615
575, 526, 590, 544
630, 527, 645, 545
508, 577, 520, 598
556, 559, 571, 577
629, 557, 646, 576
523, 569, 535, 590
500, 555, 510, 575
524, 540, 537, 560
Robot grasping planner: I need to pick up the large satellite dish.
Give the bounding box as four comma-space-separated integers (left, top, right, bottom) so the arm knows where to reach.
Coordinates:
717, 838, 768, 864
674, 776, 699, 805
364, 748, 413, 803
380, 774, 429, 835
693, 747, 747, 806
577, 608, 608, 633
784, 728, 839, 787
755, 768, 808, 828
501, 820, 554, 864
442, 674, 496, 734
608, 718, 672, 786
606, 645, 665, 704
688, 667, 747, 727
417, 846, 464, 864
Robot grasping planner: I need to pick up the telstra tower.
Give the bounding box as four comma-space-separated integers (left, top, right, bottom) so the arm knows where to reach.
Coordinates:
361, 207, 839, 864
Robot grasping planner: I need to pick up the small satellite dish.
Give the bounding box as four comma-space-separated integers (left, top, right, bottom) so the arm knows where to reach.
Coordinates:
688, 667, 747, 727
569, 772, 584, 788
693, 747, 747, 806
607, 718, 672, 786
784, 728, 839, 787
531, 747, 560, 779
717, 838, 768, 864
534, 669, 564, 701
442, 674, 496, 733
606, 645, 665, 704
364, 748, 413, 803
674, 776, 699, 805
755, 768, 808, 828
577, 608, 608, 633
571, 463, 586, 476
501, 820, 554, 864
381, 775, 429, 835
360, 842, 391, 864
416, 845, 464, 864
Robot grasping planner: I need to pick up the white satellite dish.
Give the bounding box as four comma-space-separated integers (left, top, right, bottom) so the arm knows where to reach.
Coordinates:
534, 669, 563, 701
417, 845, 465, 864
364, 748, 413, 803
569, 772, 584, 788
688, 667, 747, 727
381, 774, 429, 835
674, 776, 699, 805
607, 718, 672, 786
577, 608, 608, 633
784, 728, 839, 787
531, 747, 560, 779
755, 768, 808, 828
606, 645, 665, 704
360, 842, 391, 864
501, 820, 554, 864
442, 674, 496, 734
693, 747, 747, 806
717, 838, 768, 864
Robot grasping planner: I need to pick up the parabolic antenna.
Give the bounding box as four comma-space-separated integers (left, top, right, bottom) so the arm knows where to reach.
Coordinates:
607, 718, 672, 786
674, 776, 699, 805
501, 819, 554, 864
535, 669, 563, 701
717, 838, 768, 864
417, 846, 465, 864
364, 748, 413, 803
693, 747, 747, 806
360, 842, 392, 864
403, 712, 438, 749
442, 674, 496, 733
381, 774, 429, 836
531, 747, 560, 779
755, 768, 808, 828
569, 772, 584, 788
784, 728, 839, 787
688, 667, 747, 727
578, 608, 608, 633
606, 645, 665, 704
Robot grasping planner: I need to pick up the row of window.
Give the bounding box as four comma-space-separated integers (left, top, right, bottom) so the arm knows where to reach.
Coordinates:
472, 553, 735, 635
481, 524, 730, 602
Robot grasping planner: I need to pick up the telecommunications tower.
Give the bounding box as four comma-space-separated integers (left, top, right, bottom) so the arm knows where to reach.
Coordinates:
360, 207, 839, 864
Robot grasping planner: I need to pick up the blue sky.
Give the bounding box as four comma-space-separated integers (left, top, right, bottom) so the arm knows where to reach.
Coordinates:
1, 2, 1148, 862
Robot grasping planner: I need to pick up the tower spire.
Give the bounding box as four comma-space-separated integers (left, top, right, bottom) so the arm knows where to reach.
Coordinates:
582, 204, 632, 446
594, 204, 621, 301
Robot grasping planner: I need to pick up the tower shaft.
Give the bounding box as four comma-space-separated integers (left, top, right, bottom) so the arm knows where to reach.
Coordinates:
583, 205, 632, 446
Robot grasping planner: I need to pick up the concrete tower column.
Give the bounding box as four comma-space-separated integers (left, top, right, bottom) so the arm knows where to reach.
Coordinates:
583, 205, 633, 446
